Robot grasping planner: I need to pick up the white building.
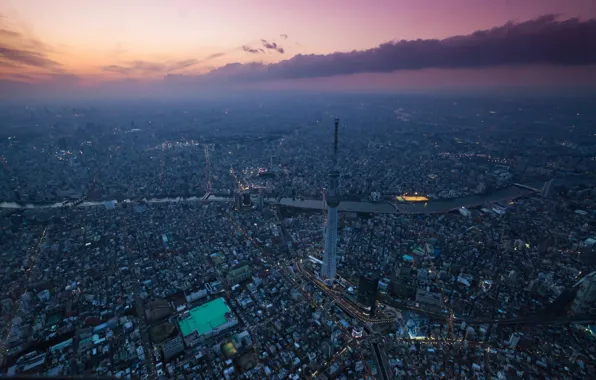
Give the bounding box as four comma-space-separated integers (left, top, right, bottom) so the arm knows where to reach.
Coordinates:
508, 333, 521, 348
185, 288, 207, 303
415, 288, 443, 307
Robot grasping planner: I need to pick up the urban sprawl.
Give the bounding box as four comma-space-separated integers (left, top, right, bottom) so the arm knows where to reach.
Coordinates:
1, 96, 596, 379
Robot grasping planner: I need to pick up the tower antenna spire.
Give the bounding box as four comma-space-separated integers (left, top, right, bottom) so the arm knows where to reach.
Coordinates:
333, 117, 339, 168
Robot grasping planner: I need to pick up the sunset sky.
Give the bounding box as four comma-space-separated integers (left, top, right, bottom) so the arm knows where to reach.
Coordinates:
1, 0, 595, 97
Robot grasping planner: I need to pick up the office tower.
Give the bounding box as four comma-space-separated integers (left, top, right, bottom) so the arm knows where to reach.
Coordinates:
162, 336, 184, 361
508, 333, 521, 348
320, 118, 341, 286
242, 192, 251, 207
234, 192, 242, 210
571, 272, 596, 314
357, 273, 379, 314
258, 189, 264, 211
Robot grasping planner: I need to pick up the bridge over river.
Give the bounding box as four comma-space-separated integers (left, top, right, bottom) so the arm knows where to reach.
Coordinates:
272, 185, 536, 214
1, 184, 537, 214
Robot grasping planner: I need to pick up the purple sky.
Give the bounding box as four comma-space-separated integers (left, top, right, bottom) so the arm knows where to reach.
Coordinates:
1, 0, 595, 98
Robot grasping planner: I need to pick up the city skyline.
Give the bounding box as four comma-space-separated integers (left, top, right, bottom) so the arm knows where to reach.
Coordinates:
1, 0, 596, 98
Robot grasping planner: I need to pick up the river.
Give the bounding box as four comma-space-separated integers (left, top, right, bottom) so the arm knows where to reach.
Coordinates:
0, 185, 537, 214
0, 196, 213, 210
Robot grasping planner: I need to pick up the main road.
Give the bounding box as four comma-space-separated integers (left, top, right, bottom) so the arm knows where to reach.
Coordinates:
294, 259, 396, 324
380, 295, 596, 327
372, 342, 390, 380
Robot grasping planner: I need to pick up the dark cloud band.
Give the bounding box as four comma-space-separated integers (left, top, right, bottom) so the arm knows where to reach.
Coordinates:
204, 15, 596, 82
0, 45, 60, 68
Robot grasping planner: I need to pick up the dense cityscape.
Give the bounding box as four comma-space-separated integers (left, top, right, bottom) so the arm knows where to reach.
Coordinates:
1, 94, 595, 379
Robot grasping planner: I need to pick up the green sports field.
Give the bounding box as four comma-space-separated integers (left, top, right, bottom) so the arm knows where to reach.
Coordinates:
179, 297, 231, 337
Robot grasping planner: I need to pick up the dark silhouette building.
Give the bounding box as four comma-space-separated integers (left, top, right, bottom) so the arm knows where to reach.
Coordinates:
234, 191, 252, 210
242, 192, 251, 207
234, 192, 242, 210
357, 274, 379, 314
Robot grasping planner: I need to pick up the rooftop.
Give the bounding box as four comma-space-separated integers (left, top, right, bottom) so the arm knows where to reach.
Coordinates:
179, 297, 231, 337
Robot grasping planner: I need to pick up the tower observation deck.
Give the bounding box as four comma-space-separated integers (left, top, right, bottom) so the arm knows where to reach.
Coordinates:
320, 118, 341, 285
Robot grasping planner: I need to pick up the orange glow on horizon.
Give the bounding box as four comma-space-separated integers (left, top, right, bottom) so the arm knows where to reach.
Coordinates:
1, 0, 595, 91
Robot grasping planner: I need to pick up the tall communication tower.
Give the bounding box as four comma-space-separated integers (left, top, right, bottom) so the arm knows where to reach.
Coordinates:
320, 118, 341, 286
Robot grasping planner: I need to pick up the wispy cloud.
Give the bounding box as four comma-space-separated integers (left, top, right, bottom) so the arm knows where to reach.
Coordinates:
0, 45, 61, 69
0, 29, 21, 38
0, 14, 60, 71
101, 58, 200, 75
169, 59, 198, 71
260, 39, 284, 54
242, 45, 264, 54
205, 52, 225, 60
102, 61, 164, 75
0, 59, 22, 68
9, 73, 33, 81
200, 15, 596, 82
101, 64, 133, 74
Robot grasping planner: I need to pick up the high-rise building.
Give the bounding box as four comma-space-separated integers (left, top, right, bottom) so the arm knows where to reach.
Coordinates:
415, 288, 443, 308
162, 336, 184, 361
357, 274, 379, 314
571, 272, 596, 314
508, 333, 521, 348
258, 189, 264, 211
234, 192, 242, 210
320, 118, 341, 286
226, 263, 251, 286
242, 192, 251, 207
